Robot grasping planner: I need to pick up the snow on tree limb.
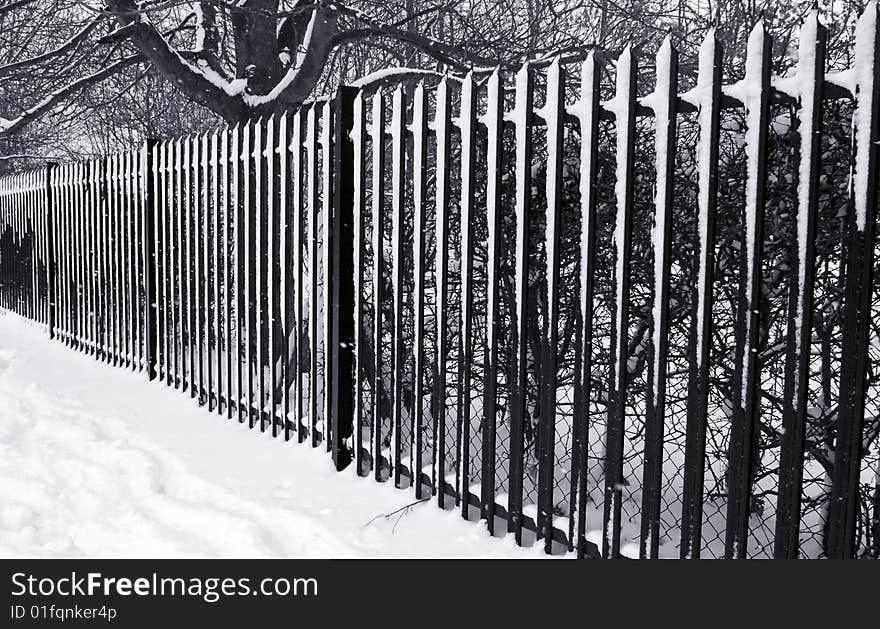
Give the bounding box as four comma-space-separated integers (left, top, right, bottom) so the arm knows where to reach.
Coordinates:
0, 55, 142, 136
0, 16, 105, 76
100, 0, 249, 119
243, 10, 322, 108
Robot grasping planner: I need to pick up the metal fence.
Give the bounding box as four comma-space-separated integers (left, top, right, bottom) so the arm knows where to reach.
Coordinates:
1, 9, 879, 559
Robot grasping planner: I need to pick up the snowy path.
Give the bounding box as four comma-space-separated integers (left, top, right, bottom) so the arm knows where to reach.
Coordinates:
0, 313, 544, 558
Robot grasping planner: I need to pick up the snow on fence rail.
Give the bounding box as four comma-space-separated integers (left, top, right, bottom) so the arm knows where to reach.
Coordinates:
1, 8, 879, 560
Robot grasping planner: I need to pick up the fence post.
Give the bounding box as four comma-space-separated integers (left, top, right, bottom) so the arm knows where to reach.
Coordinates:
571, 52, 602, 559
432, 79, 450, 503
456, 73, 476, 513
329, 86, 357, 471
481, 70, 503, 530
725, 23, 772, 560
537, 59, 564, 552
604, 46, 637, 560
410, 83, 428, 495
143, 139, 159, 381
828, 3, 879, 559
391, 85, 408, 488
640, 39, 678, 559
775, 14, 826, 559
508, 64, 533, 544
680, 32, 723, 560
45, 162, 57, 340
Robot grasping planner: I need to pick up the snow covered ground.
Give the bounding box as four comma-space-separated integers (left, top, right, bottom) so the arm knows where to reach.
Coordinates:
0, 312, 548, 559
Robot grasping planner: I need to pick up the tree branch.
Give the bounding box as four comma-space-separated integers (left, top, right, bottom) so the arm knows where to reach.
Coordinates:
0, 154, 50, 161
242, 7, 338, 111
331, 2, 500, 68
0, 54, 142, 137
0, 16, 104, 75
103, 0, 249, 120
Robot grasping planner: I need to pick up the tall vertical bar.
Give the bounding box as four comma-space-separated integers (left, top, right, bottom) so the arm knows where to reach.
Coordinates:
232, 124, 244, 421
254, 120, 266, 429
204, 133, 214, 409
603, 46, 637, 560
321, 101, 333, 451
67, 164, 74, 345
105, 156, 113, 362
164, 141, 174, 382
776, 13, 825, 559
569, 52, 600, 558
292, 111, 305, 441
391, 85, 407, 487
161, 142, 172, 383
73, 163, 81, 349
123, 152, 132, 368
210, 131, 220, 411
144, 140, 159, 381
279, 113, 291, 438
481, 69, 503, 531
185, 136, 196, 396
199, 133, 209, 404
828, 3, 879, 559
46, 162, 57, 340
244, 121, 255, 427
267, 115, 278, 434
307, 105, 321, 445
130, 150, 138, 369
411, 82, 429, 496
330, 87, 357, 471
640, 38, 679, 559
175, 139, 185, 388
537, 59, 564, 552
508, 64, 533, 544
193, 136, 204, 395
120, 152, 129, 364
221, 129, 231, 417
371, 92, 387, 475
88, 160, 98, 356
112, 153, 121, 364
725, 22, 772, 560
114, 153, 122, 362
433, 79, 451, 503
90, 159, 97, 355
92, 160, 101, 356
351, 94, 367, 470
222, 128, 232, 417
56, 166, 66, 342
456, 73, 477, 515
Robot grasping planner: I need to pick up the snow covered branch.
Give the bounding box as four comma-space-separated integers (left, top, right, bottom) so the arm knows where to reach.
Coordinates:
104, 0, 249, 120
0, 55, 143, 136
0, 16, 105, 75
